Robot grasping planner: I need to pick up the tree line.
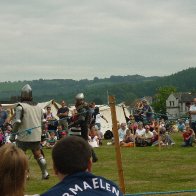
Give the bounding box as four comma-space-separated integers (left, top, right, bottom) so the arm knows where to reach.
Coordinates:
0, 67, 195, 108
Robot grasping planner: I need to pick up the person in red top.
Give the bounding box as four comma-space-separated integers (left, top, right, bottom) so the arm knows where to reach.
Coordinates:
182, 126, 195, 147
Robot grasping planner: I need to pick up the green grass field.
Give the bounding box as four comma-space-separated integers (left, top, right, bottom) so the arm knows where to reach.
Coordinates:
25, 132, 196, 196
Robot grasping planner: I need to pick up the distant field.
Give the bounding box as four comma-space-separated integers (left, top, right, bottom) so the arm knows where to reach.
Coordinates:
25, 132, 196, 196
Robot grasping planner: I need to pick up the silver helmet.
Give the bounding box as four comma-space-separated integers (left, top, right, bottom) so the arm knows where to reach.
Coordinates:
21, 84, 32, 101
75, 93, 84, 100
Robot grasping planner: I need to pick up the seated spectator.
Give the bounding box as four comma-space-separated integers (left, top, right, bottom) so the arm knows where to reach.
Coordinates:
120, 129, 134, 147
0, 128, 4, 146
41, 125, 50, 147
3, 124, 12, 143
46, 131, 57, 148
135, 122, 146, 147
160, 127, 175, 146
0, 143, 39, 196
159, 118, 166, 128
118, 123, 127, 144
127, 122, 138, 135
88, 127, 99, 148
144, 125, 153, 146
151, 127, 159, 146
182, 126, 195, 147
56, 125, 67, 140
149, 119, 156, 132
0, 104, 8, 130
94, 125, 103, 145
178, 119, 185, 133
41, 136, 123, 196
151, 126, 174, 147
151, 124, 165, 147
172, 122, 179, 133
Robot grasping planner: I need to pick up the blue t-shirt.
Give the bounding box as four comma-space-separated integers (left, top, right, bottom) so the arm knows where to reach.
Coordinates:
41, 171, 123, 196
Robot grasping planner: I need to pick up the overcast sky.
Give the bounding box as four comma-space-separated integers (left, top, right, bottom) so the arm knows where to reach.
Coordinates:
0, 0, 196, 82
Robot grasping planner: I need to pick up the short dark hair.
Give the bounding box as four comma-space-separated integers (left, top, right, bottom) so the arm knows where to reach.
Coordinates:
52, 136, 92, 175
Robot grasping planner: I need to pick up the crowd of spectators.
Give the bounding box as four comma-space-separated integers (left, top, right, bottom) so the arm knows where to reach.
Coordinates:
0, 98, 196, 150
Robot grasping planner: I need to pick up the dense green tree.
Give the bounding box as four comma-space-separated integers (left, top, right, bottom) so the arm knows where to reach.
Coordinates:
152, 86, 176, 114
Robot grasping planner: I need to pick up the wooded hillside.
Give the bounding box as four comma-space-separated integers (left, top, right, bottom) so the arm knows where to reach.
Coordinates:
0, 67, 195, 104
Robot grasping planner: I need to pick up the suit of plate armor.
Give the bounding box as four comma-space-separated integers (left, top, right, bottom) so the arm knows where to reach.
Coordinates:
11, 84, 49, 179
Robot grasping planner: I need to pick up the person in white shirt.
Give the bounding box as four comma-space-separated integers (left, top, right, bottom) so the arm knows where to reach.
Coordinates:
93, 107, 108, 131
135, 122, 146, 146
118, 123, 127, 143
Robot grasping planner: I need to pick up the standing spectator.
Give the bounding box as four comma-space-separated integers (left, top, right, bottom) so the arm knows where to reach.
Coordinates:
122, 104, 135, 125
89, 102, 96, 124
141, 99, 153, 123
93, 106, 108, 131
134, 101, 144, 122
41, 136, 123, 196
0, 104, 8, 129
189, 98, 196, 135
57, 100, 69, 131
46, 106, 57, 131
46, 106, 54, 121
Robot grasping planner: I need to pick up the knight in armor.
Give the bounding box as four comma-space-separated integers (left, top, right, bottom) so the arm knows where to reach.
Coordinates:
74, 93, 98, 162
74, 93, 91, 140
10, 84, 49, 180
